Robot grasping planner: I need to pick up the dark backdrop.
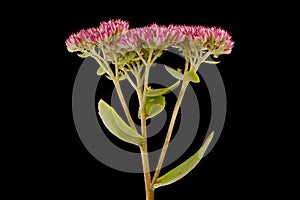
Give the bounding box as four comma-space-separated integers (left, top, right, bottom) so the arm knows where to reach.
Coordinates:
14, 7, 283, 199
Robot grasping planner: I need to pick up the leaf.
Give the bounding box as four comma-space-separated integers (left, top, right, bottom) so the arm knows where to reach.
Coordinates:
118, 71, 127, 81
119, 51, 137, 64
146, 81, 180, 97
104, 71, 126, 81
138, 95, 166, 119
118, 74, 127, 81
148, 104, 164, 119
146, 95, 165, 119
203, 60, 220, 64
154, 50, 163, 59
105, 75, 112, 80
97, 67, 106, 76
77, 52, 91, 58
153, 131, 214, 189
164, 65, 184, 80
184, 69, 200, 83
98, 100, 144, 146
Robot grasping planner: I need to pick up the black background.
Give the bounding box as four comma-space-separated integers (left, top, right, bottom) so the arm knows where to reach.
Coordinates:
13, 6, 288, 199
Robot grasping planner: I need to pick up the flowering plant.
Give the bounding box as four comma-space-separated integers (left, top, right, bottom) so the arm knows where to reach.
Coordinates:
66, 19, 233, 200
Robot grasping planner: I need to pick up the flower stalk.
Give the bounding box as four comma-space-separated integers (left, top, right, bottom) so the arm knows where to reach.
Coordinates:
151, 79, 189, 185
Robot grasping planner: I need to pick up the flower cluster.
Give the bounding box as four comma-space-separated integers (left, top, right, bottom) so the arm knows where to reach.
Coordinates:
65, 19, 129, 52
65, 19, 234, 60
168, 25, 234, 58
117, 24, 185, 51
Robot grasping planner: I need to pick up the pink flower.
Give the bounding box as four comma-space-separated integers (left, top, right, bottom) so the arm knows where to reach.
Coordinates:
65, 19, 234, 61
65, 29, 95, 52
117, 28, 140, 50
65, 19, 129, 52
117, 24, 185, 51
169, 25, 234, 57
206, 27, 234, 56
97, 19, 129, 42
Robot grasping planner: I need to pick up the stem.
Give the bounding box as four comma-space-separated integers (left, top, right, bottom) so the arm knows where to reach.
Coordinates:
92, 49, 111, 72
139, 67, 154, 200
113, 79, 137, 131
138, 79, 153, 200
138, 50, 154, 200
151, 79, 190, 185
91, 52, 115, 80
126, 72, 137, 90
139, 145, 154, 200
151, 52, 210, 185
195, 51, 211, 70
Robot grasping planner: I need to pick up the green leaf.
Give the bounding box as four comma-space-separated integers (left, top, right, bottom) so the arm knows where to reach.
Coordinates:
184, 69, 200, 83
153, 131, 214, 189
97, 67, 106, 76
118, 74, 127, 81
146, 81, 180, 97
148, 104, 164, 119
118, 71, 127, 81
154, 50, 163, 59
119, 51, 137, 64
146, 95, 165, 119
77, 52, 91, 58
104, 71, 126, 81
105, 75, 112, 80
164, 65, 184, 80
203, 60, 220, 64
98, 100, 144, 146
138, 95, 166, 119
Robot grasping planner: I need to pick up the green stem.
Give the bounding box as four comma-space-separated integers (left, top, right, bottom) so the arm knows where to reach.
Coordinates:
151, 79, 190, 185
195, 51, 211, 70
138, 81, 153, 200
139, 144, 154, 200
138, 49, 154, 200
113, 79, 137, 131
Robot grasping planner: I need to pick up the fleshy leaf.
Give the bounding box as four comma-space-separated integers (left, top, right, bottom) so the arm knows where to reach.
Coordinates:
154, 50, 163, 59
146, 95, 165, 119
184, 69, 200, 83
118, 71, 127, 81
164, 65, 184, 80
98, 100, 144, 146
119, 74, 127, 81
203, 60, 220, 64
146, 81, 180, 97
77, 52, 91, 58
138, 95, 166, 119
153, 131, 214, 189
97, 67, 106, 76
105, 75, 112, 80
119, 51, 137, 64
148, 104, 164, 119
104, 72, 126, 81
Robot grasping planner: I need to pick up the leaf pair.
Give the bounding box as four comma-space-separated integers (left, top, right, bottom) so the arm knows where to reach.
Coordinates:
139, 81, 180, 119
97, 67, 127, 81
138, 95, 166, 119
118, 51, 137, 64
164, 65, 200, 83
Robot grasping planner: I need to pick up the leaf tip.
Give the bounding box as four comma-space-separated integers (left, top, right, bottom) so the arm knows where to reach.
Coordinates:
98, 99, 104, 105
98, 99, 107, 110
204, 131, 214, 144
